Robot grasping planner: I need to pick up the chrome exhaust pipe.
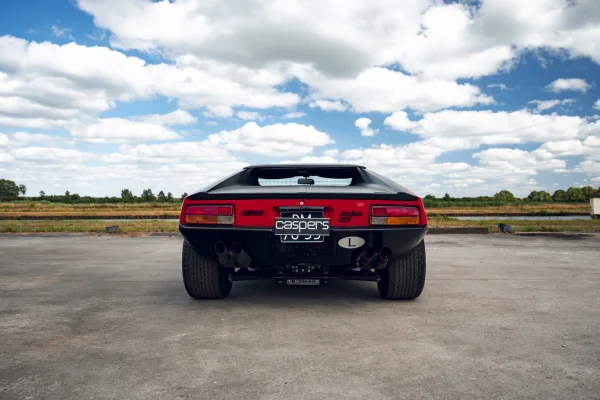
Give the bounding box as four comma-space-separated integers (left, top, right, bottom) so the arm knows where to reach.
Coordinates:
231, 242, 251, 269
214, 241, 234, 268
372, 247, 392, 269
356, 246, 375, 267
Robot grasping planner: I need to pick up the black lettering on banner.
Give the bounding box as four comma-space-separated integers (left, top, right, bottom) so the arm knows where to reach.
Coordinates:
241, 210, 264, 216
338, 210, 362, 223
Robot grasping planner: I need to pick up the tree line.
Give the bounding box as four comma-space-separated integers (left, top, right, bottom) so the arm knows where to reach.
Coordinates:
424, 186, 600, 203
0, 179, 188, 203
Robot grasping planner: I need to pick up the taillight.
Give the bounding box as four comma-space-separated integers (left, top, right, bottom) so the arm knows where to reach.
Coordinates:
370, 206, 420, 225
185, 205, 234, 225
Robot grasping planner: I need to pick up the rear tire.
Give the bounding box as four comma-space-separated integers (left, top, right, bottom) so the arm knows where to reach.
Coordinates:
377, 240, 426, 300
182, 240, 232, 299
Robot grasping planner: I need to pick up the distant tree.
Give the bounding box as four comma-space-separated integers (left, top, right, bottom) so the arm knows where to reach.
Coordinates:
141, 189, 156, 202
181, 192, 188, 199
442, 193, 451, 201
424, 194, 436, 201
0, 179, 20, 197
167, 192, 174, 202
157, 190, 167, 202
565, 187, 585, 202
71, 193, 80, 201
552, 189, 567, 202
595, 187, 600, 198
121, 189, 134, 203
493, 190, 516, 202
581, 186, 595, 200
18, 184, 26, 195
65, 191, 71, 201
527, 190, 552, 202
39, 191, 45, 198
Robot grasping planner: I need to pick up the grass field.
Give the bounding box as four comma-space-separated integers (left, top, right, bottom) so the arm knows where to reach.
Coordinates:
1, 217, 599, 234
0, 201, 591, 217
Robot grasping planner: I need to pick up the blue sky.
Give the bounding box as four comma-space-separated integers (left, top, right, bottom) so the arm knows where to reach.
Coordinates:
1, 0, 600, 197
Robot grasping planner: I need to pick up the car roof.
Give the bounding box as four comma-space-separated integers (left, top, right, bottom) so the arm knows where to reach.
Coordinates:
243, 164, 366, 170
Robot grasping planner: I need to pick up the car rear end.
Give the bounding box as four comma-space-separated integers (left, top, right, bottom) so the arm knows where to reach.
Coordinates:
179, 165, 428, 300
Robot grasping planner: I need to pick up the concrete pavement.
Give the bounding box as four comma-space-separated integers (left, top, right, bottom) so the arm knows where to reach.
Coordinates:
1, 234, 599, 399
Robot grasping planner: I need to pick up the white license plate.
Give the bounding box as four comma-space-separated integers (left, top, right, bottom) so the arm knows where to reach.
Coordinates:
287, 279, 320, 286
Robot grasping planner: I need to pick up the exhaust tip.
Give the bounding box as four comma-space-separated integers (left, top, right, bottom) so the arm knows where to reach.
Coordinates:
364, 246, 375, 258
380, 247, 392, 258
214, 241, 227, 254
231, 242, 243, 254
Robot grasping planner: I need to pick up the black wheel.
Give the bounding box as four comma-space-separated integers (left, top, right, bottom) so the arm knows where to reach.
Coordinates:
182, 240, 232, 299
377, 240, 426, 300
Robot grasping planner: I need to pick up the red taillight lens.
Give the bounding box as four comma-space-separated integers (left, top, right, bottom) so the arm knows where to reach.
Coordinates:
370, 206, 420, 225
185, 205, 234, 224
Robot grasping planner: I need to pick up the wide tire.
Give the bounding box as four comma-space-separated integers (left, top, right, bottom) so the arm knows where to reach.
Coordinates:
377, 240, 426, 300
182, 240, 232, 299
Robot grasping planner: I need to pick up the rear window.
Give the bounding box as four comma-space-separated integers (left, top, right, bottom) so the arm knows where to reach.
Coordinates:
258, 176, 352, 186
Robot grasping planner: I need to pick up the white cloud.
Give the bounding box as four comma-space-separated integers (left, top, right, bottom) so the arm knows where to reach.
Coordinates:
528, 98, 575, 112
203, 105, 234, 118
75, 0, 600, 81
300, 67, 494, 113
101, 141, 235, 164
389, 110, 587, 146
488, 83, 509, 90
546, 78, 591, 93
136, 109, 197, 126
69, 118, 182, 144
355, 118, 378, 137
0, 35, 301, 123
309, 100, 348, 112
51, 25, 75, 41
383, 111, 417, 131
281, 112, 306, 119
208, 122, 334, 157
594, 99, 600, 111
3, 147, 96, 164
0, 133, 8, 148
236, 111, 262, 121
473, 148, 565, 173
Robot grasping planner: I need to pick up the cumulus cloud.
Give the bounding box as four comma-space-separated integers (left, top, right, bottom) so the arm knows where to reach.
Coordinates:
236, 111, 262, 121
355, 118, 378, 137
76, 0, 600, 81
546, 78, 591, 93
528, 98, 575, 112
101, 141, 235, 164
383, 111, 417, 131
208, 122, 334, 157
136, 109, 197, 126
594, 99, 600, 111
300, 67, 494, 113
69, 118, 182, 144
281, 112, 306, 119
385, 109, 588, 147
309, 100, 348, 112
2, 147, 97, 164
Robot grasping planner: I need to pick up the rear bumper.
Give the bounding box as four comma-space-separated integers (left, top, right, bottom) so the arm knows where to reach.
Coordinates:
179, 223, 427, 266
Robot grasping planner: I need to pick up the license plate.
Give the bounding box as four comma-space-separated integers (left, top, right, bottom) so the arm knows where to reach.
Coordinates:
276, 210, 329, 243
287, 279, 320, 286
